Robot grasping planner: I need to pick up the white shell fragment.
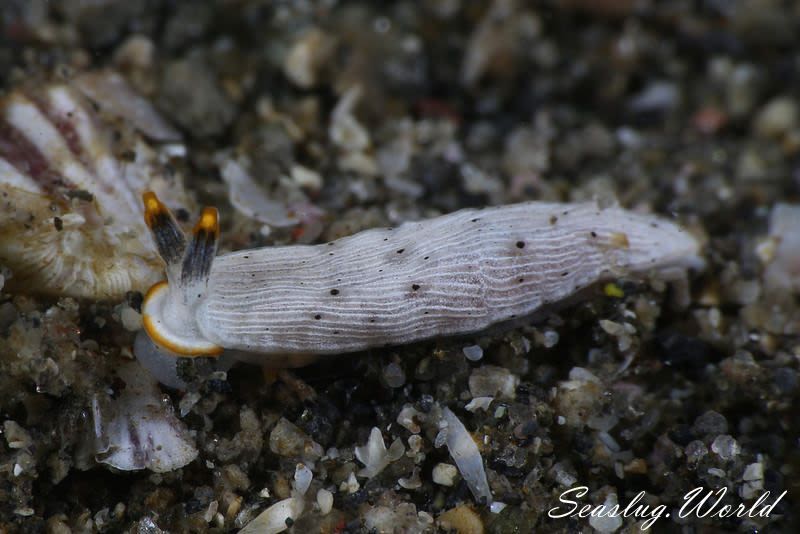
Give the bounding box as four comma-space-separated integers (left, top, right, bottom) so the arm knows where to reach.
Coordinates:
439, 407, 493, 504
293, 463, 313, 496
462, 344, 484, 361
92, 362, 198, 473
355, 427, 405, 478
238, 497, 305, 534
364, 501, 434, 533
465, 396, 494, 413
316, 488, 334, 515
397, 404, 423, 434
589, 493, 624, 533
218, 158, 299, 228
469, 365, 519, 400
761, 203, 800, 292
0, 73, 190, 298
329, 85, 370, 152
432, 462, 459, 487
73, 70, 182, 142
239, 463, 312, 534
490, 501, 508, 514
283, 28, 335, 89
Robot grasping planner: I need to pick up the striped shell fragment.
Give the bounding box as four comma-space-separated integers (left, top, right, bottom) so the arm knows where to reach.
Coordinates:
0, 76, 187, 298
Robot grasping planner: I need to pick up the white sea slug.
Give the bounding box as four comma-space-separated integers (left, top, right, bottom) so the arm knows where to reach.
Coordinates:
135, 192, 702, 385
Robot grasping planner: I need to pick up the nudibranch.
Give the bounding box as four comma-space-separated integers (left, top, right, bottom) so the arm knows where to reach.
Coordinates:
136, 192, 703, 386
0, 73, 189, 298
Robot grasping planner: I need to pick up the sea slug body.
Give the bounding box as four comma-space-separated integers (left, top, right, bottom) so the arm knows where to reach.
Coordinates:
136, 193, 702, 385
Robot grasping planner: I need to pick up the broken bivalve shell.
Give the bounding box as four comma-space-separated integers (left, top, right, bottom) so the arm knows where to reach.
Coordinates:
0, 74, 190, 298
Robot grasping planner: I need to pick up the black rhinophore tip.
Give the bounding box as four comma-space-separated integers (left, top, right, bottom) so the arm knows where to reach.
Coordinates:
142, 192, 187, 269
181, 207, 219, 288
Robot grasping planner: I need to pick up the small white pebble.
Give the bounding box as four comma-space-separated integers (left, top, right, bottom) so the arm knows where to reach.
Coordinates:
489, 502, 507, 514
13, 463, 23, 476
465, 396, 494, 412
462, 344, 483, 361
113, 35, 155, 69
340, 471, 360, 494
291, 164, 323, 191
407, 434, 423, 454
161, 143, 187, 158
294, 463, 313, 496
432, 463, 459, 486
542, 329, 559, 348
763, 204, 800, 292
596, 432, 621, 453
710, 434, 740, 461
119, 305, 142, 332
3, 421, 32, 449
418, 511, 434, 525
550, 462, 578, 488
740, 462, 765, 499
707, 467, 727, 478
179, 391, 202, 417
398, 467, 422, 489
382, 362, 406, 388
567, 367, 601, 383
754, 96, 798, 138
588, 493, 623, 533
316, 488, 333, 515
755, 236, 778, 264
600, 319, 624, 336
397, 405, 422, 434
203, 501, 218, 523
469, 365, 518, 399
742, 462, 764, 481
